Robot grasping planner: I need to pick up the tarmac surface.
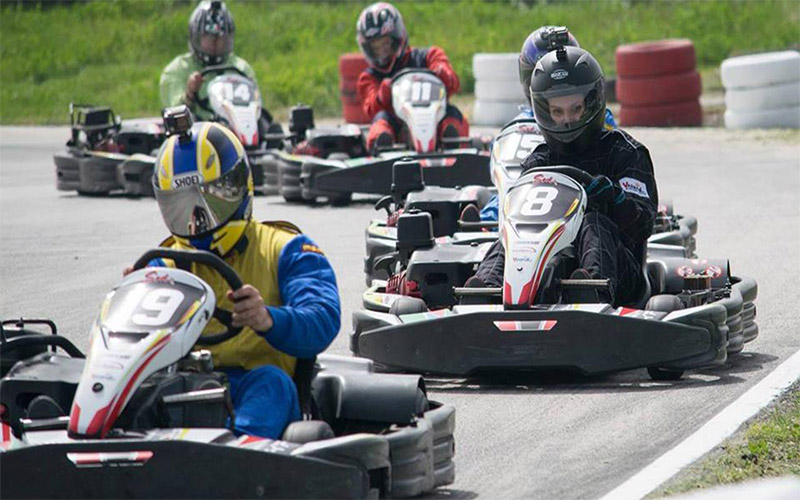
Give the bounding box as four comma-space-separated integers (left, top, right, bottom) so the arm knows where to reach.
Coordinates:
1, 125, 798, 499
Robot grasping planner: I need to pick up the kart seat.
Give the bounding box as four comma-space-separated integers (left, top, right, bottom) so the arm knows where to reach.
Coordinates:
627, 261, 666, 309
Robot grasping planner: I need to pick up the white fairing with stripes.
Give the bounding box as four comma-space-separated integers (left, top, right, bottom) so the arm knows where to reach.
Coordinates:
68, 267, 215, 438
207, 74, 262, 147
392, 71, 447, 153
489, 120, 546, 227
502, 170, 585, 308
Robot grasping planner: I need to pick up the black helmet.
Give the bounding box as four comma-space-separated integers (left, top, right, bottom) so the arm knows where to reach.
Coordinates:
530, 46, 605, 155
518, 26, 579, 104
189, 0, 235, 66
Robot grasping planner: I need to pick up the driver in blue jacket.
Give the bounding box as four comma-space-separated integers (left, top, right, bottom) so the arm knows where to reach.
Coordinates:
141, 113, 340, 439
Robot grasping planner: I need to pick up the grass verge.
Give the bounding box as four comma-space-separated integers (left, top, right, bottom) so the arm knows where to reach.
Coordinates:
651, 384, 800, 497
1, 0, 798, 124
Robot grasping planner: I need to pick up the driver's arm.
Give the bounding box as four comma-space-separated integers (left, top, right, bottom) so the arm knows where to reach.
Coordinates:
261, 235, 340, 359
425, 46, 460, 96
160, 57, 195, 109
609, 146, 659, 245
357, 71, 392, 118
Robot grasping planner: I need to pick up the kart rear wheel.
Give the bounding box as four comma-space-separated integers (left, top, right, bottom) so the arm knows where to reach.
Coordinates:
647, 367, 685, 381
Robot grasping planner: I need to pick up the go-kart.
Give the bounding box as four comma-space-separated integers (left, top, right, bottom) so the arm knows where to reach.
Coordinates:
53, 65, 361, 198
362, 119, 697, 284
295, 68, 493, 203
350, 165, 757, 380
0, 249, 455, 499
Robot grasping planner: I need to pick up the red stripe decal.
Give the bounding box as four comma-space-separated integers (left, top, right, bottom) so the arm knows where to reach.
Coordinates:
101, 336, 171, 437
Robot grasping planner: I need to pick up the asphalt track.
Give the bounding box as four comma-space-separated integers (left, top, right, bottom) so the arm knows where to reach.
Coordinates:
1, 126, 798, 499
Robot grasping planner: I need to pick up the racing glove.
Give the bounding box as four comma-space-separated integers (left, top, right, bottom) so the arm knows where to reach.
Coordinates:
585, 174, 625, 206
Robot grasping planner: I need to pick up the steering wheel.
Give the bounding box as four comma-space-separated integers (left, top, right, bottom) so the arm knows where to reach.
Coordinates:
132, 248, 244, 345
390, 67, 437, 83
524, 165, 594, 186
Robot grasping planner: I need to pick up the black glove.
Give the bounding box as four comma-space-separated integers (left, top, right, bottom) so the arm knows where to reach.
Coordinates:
585, 174, 624, 205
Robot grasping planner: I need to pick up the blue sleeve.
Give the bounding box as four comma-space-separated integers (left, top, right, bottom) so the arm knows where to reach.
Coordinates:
480, 194, 499, 222
605, 108, 618, 130
262, 235, 341, 359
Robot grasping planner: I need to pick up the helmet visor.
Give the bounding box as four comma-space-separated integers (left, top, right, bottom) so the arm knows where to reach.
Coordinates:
362, 35, 401, 69
156, 160, 248, 238
532, 79, 604, 133
199, 33, 233, 58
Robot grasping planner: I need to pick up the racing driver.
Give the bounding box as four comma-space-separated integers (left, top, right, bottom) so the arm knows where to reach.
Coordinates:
135, 110, 340, 439
355, 2, 469, 153
470, 45, 658, 307
160, 0, 259, 121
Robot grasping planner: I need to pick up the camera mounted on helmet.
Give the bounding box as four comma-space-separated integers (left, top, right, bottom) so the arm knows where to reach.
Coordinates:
542, 26, 571, 61
162, 105, 195, 144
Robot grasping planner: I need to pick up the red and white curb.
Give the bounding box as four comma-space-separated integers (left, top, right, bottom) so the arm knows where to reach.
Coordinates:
599, 348, 800, 500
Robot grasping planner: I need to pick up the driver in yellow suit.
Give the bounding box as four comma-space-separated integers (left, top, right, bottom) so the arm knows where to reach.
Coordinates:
145, 117, 340, 439
159, 0, 257, 121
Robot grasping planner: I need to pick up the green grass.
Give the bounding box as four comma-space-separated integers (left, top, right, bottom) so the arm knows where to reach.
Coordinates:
1, 0, 798, 124
652, 385, 800, 497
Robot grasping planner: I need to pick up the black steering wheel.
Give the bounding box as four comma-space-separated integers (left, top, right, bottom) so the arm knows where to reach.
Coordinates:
390, 67, 436, 83
525, 165, 594, 186
132, 248, 244, 345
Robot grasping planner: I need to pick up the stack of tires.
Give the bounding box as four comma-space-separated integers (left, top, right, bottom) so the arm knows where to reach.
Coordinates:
472, 53, 524, 126
721, 51, 800, 129
615, 39, 702, 127
339, 53, 371, 124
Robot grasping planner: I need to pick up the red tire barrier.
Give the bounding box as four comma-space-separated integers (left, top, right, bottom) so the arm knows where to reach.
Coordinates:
616, 39, 696, 78
339, 53, 369, 80
619, 100, 702, 127
339, 53, 371, 123
616, 70, 701, 106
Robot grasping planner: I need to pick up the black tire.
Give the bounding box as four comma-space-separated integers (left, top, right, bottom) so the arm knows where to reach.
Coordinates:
645, 294, 683, 312
647, 367, 685, 381
327, 192, 352, 206
281, 420, 335, 444
414, 388, 430, 416
388, 297, 427, 316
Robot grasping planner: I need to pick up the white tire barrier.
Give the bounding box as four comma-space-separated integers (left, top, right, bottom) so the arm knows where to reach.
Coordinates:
724, 107, 800, 129
472, 53, 518, 81
721, 51, 800, 89
474, 79, 521, 101
473, 100, 523, 127
721, 51, 800, 129
724, 80, 800, 113
472, 53, 526, 126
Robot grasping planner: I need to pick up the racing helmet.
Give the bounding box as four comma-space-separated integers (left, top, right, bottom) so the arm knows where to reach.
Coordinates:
519, 26, 579, 104
530, 46, 606, 155
189, 0, 236, 66
153, 119, 254, 258
356, 2, 408, 74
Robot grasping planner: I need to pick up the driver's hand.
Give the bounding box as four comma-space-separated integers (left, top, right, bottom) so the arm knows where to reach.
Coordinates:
186, 72, 203, 100
585, 174, 622, 205
227, 285, 273, 332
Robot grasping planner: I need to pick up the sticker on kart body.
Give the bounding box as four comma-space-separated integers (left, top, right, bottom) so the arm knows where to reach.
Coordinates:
493, 320, 557, 332
67, 451, 154, 468
419, 158, 457, 168
613, 307, 667, 321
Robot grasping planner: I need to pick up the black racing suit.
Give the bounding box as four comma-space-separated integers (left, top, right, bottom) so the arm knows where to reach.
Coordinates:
474, 128, 659, 305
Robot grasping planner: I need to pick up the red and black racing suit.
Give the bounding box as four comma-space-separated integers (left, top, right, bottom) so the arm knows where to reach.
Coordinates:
474, 129, 659, 305
357, 46, 469, 152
